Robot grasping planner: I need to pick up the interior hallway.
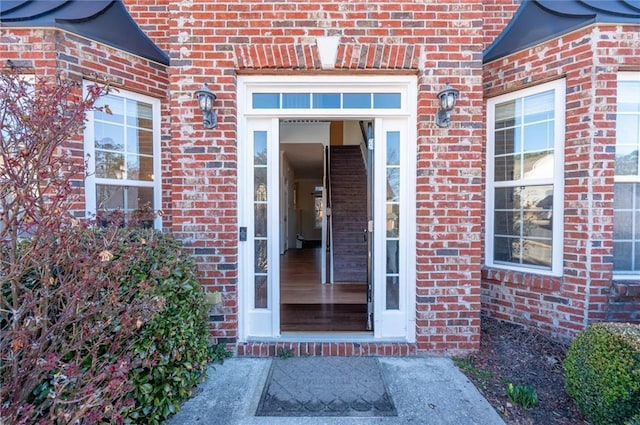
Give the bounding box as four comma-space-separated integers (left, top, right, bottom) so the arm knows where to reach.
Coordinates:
280, 247, 368, 332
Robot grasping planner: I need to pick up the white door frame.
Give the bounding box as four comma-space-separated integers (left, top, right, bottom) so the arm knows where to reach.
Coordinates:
237, 75, 417, 342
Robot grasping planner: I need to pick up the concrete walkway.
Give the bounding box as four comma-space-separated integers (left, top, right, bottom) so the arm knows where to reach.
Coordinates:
167, 357, 506, 425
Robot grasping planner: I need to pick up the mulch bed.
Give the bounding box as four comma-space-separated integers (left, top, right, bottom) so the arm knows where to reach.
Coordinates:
457, 317, 589, 425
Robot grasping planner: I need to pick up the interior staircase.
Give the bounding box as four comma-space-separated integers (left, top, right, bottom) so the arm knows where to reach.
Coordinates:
329, 145, 368, 283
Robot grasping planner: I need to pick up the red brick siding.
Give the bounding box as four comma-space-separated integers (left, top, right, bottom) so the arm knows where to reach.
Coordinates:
168, 0, 484, 355
0, 28, 171, 229
483, 24, 640, 339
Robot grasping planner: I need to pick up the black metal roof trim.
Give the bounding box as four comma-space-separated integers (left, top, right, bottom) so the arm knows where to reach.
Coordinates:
0, 0, 169, 66
484, 0, 640, 64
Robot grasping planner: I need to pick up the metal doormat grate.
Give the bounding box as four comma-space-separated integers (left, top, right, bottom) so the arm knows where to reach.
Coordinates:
255, 357, 397, 417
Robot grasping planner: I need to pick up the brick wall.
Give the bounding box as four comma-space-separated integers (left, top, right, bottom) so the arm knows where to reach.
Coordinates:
483, 23, 640, 339
166, 0, 485, 355
0, 27, 171, 227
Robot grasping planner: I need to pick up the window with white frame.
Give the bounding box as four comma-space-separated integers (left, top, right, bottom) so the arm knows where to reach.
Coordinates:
486, 79, 565, 275
614, 72, 640, 275
84, 86, 162, 228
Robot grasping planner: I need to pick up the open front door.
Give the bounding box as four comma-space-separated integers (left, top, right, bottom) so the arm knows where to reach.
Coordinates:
373, 118, 415, 339
240, 118, 280, 338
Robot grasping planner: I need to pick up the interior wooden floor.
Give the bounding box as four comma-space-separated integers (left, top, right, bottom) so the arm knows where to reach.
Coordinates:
280, 247, 368, 332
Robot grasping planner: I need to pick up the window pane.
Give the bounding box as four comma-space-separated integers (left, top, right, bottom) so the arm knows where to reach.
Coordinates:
254, 276, 268, 308
616, 114, 640, 145
615, 144, 639, 175
126, 99, 153, 130
493, 183, 553, 270
494, 236, 515, 262
386, 276, 399, 310
96, 184, 124, 211
386, 240, 399, 274
523, 90, 553, 123
127, 186, 154, 211
255, 239, 268, 273
95, 95, 124, 123
386, 169, 400, 202
253, 93, 280, 109
312, 93, 340, 108
614, 211, 632, 239
387, 131, 400, 165
255, 203, 267, 237
343, 93, 371, 109
521, 238, 552, 267
495, 187, 515, 209
254, 131, 267, 165
127, 155, 154, 181
615, 183, 634, 209
95, 151, 124, 179
127, 127, 153, 155
374, 93, 401, 109
494, 211, 518, 236
254, 168, 267, 201
494, 154, 517, 182
95, 122, 124, 151
618, 81, 640, 106
520, 184, 553, 210
613, 241, 633, 271
497, 100, 522, 127
613, 180, 640, 273
523, 121, 553, 151
495, 128, 516, 156
386, 204, 399, 237
282, 93, 310, 109
522, 152, 553, 179
521, 212, 552, 239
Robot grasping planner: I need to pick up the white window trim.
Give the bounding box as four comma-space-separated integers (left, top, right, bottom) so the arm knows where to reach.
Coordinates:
613, 71, 640, 279
83, 83, 162, 229
485, 78, 565, 276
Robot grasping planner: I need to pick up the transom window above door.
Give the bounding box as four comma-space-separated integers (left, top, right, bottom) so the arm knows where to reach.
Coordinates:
252, 92, 402, 110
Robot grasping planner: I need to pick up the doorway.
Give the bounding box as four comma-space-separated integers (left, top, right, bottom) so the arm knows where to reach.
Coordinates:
279, 121, 370, 332
237, 75, 417, 342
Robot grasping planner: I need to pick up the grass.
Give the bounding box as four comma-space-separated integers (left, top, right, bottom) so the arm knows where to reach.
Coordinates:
453, 356, 493, 390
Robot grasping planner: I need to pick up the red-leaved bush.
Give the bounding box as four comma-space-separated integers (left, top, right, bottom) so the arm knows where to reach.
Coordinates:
0, 69, 162, 424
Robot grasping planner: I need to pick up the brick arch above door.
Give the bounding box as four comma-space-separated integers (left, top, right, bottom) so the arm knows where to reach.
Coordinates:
234, 43, 420, 70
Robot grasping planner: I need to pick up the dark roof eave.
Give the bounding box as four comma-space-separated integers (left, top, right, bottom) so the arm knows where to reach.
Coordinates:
483, 0, 640, 64
0, 0, 169, 66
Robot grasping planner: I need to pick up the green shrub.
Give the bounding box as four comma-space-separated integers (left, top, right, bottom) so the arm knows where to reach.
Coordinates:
1, 225, 215, 424
564, 322, 640, 425
107, 229, 214, 424
626, 414, 640, 425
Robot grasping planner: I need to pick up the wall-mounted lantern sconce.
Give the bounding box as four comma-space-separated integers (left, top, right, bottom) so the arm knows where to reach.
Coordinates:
195, 83, 217, 129
435, 82, 460, 128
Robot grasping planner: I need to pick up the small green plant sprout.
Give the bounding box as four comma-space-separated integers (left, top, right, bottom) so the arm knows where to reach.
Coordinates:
277, 347, 294, 359
506, 382, 538, 409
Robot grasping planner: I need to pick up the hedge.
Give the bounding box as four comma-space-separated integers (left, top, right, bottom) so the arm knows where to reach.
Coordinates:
564, 322, 640, 425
